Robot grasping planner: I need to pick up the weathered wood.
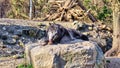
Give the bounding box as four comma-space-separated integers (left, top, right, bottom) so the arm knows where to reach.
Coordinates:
48, 13, 61, 20
77, 0, 97, 22
44, 0, 97, 22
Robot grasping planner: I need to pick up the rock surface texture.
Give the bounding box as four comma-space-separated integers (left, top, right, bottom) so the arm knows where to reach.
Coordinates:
25, 40, 105, 68
106, 57, 120, 68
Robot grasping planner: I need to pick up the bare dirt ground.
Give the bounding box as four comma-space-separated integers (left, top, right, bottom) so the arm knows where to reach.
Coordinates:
0, 57, 25, 68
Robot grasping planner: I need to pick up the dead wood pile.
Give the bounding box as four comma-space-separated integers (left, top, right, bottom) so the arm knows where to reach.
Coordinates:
43, 0, 97, 22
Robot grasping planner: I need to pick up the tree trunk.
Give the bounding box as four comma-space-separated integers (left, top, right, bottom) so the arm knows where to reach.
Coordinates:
104, 0, 120, 57
29, 0, 32, 20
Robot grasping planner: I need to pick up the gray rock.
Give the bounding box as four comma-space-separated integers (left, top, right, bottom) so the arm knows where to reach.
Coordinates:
36, 30, 46, 39
88, 26, 93, 31
88, 31, 98, 38
12, 54, 24, 59
89, 37, 108, 53
89, 38, 107, 47
0, 32, 2, 39
106, 57, 120, 68
73, 21, 88, 31
12, 45, 24, 54
25, 43, 40, 64
6, 26, 15, 33
14, 30, 23, 36
11, 35, 20, 40
82, 32, 89, 36
1, 34, 8, 40
2, 26, 7, 30
25, 40, 105, 68
0, 41, 6, 48
6, 50, 14, 54
3, 38, 17, 45
0, 44, 6, 48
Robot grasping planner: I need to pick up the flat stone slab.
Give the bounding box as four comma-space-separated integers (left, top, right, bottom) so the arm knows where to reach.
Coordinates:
25, 40, 105, 68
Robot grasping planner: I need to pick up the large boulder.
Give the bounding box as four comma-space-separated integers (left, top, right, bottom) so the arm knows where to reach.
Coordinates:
106, 57, 120, 68
25, 40, 106, 68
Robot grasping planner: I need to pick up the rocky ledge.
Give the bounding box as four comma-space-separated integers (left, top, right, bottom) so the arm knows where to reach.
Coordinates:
0, 19, 112, 57
25, 40, 105, 68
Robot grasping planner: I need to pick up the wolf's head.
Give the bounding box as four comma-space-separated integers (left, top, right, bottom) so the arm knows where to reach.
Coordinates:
47, 23, 65, 44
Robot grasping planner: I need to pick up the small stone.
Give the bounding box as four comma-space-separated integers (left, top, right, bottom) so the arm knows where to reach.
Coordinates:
6, 50, 13, 54
14, 30, 23, 36
106, 27, 112, 31
89, 31, 98, 38
0, 45, 6, 48
76, 23, 87, 31
2, 27, 6, 30
7, 27, 14, 33
38, 23, 46, 29
0, 41, 6, 48
73, 21, 79, 25
12, 55, 18, 59
10, 49, 18, 55
12, 54, 24, 59
93, 35, 97, 38
36, 30, 46, 39
18, 40, 24, 47
1, 34, 8, 40
22, 29, 29, 35
12, 35, 20, 40
107, 31, 110, 34
93, 27, 98, 31
88, 26, 93, 31
102, 24, 107, 29
82, 32, 89, 36
3, 38, 17, 45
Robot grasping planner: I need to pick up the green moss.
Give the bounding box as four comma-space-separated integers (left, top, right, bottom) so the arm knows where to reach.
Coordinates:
97, 6, 112, 21
7, 0, 29, 19
17, 64, 33, 68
